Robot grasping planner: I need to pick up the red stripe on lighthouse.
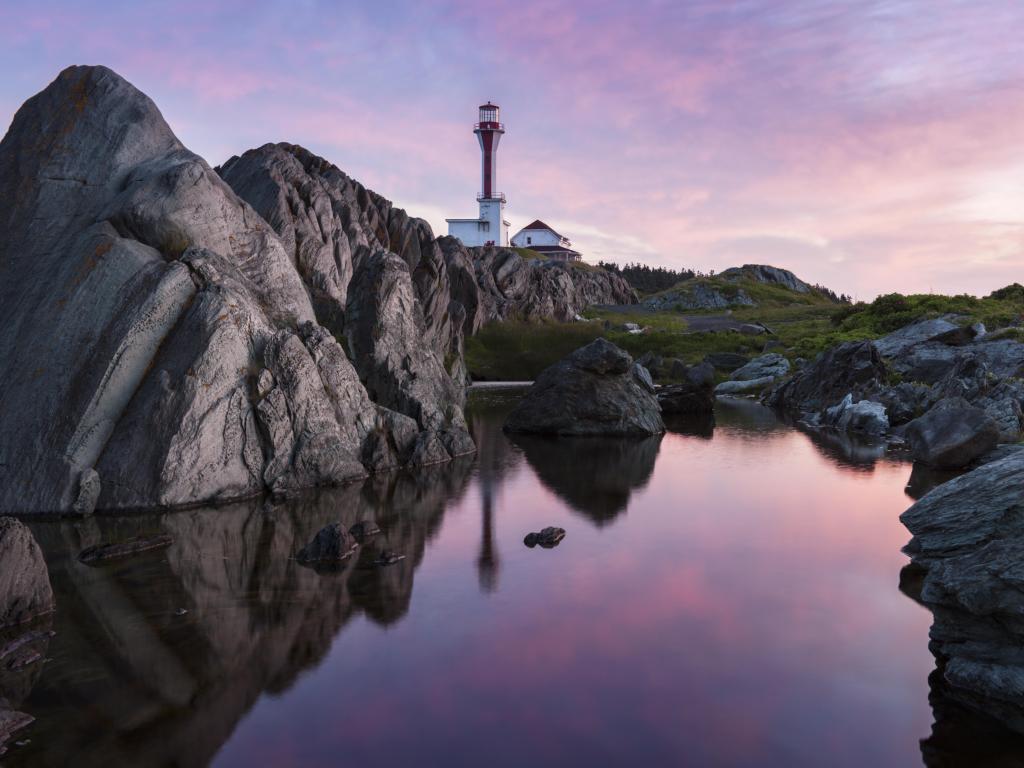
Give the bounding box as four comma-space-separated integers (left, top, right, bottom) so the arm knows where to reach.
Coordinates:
481, 131, 494, 198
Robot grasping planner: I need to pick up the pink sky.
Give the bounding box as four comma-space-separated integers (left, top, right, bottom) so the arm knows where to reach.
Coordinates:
2, 0, 1023, 298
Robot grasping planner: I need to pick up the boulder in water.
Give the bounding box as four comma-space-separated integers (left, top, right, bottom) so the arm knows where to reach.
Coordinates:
296, 523, 358, 565
504, 339, 664, 436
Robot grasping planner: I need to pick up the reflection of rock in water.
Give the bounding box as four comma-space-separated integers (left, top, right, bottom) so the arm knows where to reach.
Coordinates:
919, 667, 1024, 767
903, 462, 963, 500
510, 434, 662, 525
713, 396, 788, 434
798, 426, 888, 470
7, 460, 471, 768
663, 412, 714, 439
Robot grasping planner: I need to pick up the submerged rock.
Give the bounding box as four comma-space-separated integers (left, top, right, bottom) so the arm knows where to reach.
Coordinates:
905, 398, 999, 469
296, 522, 358, 565
504, 339, 664, 436
0, 518, 55, 629
78, 535, 174, 565
523, 527, 566, 548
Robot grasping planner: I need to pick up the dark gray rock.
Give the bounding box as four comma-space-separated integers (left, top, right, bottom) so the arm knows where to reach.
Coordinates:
296, 522, 358, 564
659, 362, 715, 414
643, 282, 755, 311
901, 451, 1024, 735
905, 398, 999, 469
505, 339, 664, 436
0, 518, 54, 629
873, 317, 961, 358
876, 382, 935, 425
763, 341, 887, 416
523, 527, 566, 548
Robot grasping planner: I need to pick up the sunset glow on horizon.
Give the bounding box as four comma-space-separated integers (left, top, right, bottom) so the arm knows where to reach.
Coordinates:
2, 0, 1022, 299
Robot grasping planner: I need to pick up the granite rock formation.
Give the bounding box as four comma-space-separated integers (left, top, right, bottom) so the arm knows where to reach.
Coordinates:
0, 66, 473, 514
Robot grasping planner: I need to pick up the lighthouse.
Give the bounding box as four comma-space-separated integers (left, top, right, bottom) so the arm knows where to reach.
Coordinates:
446, 102, 510, 247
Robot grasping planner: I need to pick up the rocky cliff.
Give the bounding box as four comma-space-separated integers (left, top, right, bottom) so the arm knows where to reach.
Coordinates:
0, 66, 474, 515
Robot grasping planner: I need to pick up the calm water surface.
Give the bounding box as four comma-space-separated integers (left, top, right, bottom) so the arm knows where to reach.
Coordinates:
7, 390, 1023, 767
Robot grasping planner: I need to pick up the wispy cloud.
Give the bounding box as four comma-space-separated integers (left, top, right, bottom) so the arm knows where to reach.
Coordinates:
1, 0, 1023, 298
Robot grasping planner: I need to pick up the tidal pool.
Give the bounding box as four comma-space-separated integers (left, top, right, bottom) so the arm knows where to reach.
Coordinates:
7, 389, 1024, 767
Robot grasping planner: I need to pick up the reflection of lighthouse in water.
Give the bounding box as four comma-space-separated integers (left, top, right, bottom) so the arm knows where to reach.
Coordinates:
477, 477, 499, 593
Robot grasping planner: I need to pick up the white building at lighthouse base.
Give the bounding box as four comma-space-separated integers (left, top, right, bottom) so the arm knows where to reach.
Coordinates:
446, 195, 510, 247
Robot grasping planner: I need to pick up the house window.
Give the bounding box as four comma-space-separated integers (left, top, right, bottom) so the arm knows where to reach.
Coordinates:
526, 236, 532, 245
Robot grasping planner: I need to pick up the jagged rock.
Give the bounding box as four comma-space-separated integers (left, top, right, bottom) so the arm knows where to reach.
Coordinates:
823, 394, 889, 436
876, 382, 935, 426
731, 353, 790, 382
667, 358, 688, 379
296, 523, 358, 565
505, 339, 664, 436
659, 363, 714, 414
901, 451, 1024, 735
763, 341, 887, 416
0, 66, 475, 514
438, 238, 636, 332
705, 352, 749, 372
523, 527, 566, 548
0, 519, 54, 629
905, 398, 999, 469
719, 264, 813, 294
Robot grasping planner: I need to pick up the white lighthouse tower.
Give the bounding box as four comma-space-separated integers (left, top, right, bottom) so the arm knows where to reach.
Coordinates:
446, 102, 510, 247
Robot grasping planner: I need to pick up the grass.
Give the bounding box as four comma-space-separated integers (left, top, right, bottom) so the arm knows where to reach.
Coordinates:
464, 283, 1024, 382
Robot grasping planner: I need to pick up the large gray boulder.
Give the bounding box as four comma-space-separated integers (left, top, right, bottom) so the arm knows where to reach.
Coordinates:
505, 339, 664, 436
905, 398, 999, 469
0, 66, 472, 514
719, 264, 813, 294
0, 518, 54, 629
901, 451, 1024, 734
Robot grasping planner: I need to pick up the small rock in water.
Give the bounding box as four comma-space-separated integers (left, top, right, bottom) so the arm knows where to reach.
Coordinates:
523, 527, 566, 549
78, 534, 173, 565
349, 520, 381, 543
296, 523, 358, 565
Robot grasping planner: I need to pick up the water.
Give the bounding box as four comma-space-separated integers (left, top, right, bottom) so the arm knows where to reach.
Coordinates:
5, 390, 1022, 766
